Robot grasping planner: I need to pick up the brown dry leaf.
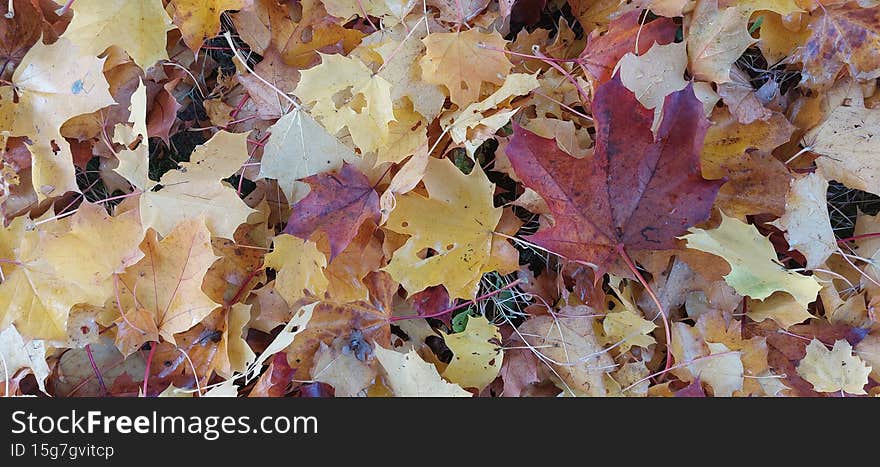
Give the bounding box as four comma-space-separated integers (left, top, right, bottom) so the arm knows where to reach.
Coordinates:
517, 306, 614, 397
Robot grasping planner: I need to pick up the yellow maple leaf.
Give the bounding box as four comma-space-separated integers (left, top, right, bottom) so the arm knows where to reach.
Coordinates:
0, 37, 114, 199
294, 53, 395, 154
170, 0, 250, 51
116, 217, 220, 344
263, 234, 328, 307
680, 212, 821, 308
746, 293, 815, 330
603, 304, 657, 354
797, 338, 871, 394
63, 0, 174, 70
442, 72, 539, 156
140, 131, 257, 239
374, 345, 471, 397
113, 80, 151, 191
419, 28, 514, 108
383, 157, 505, 300
0, 202, 144, 340
213, 303, 257, 379
440, 315, 503, 390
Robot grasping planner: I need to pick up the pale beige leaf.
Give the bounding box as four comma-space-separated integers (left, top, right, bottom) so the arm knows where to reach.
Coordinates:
797, 338, 871, 394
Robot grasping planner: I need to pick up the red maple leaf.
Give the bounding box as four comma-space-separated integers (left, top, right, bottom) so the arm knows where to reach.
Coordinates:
505, 75, 723, 272
284, 162, 380, 260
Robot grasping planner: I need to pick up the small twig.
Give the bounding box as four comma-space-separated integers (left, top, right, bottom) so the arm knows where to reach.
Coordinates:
85, 344, 107, 397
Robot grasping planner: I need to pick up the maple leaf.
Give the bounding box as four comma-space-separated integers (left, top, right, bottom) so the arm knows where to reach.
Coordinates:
323, 0, 416, 26
294, 53, 395, 153
442, 72, 540, 156
797, 3, 880, 90
324, 222, 384, 302
140, 131, 257, 239
113, 80, 151, 191
770, 172, 836, 270
419, 28, 514, 108
383, 157, 508, 300
603, 305, 658, 354
670, 322, 744, 397
310, 337, 377, 397
618, 41, 687, 113
0, 36, 114, 199
63, 0, 174, 70
263, 234, 328, 307
213, 303, 257, 379
804, 102, 880, 196
579, 10, 677, 84
283, 163, 380, 261
115, 217, 220, 344
0, 0, 43, 81
145, 80, 182, 145
686, 0, 756, 83
747, 293, 815, 330
275, 0, 364, 68
360, 21, 446, 121
518, 306, 615, 396
374, 345, 472, 397
796, 338, 871, 394
680, 212, 822, 307
0, 324, 50, 392
258, 108, 359, 204
0, 202, 144, 340
700, 109, 794, 218
505, 76, 722, 271
440, 315, 503, 391
717, 65, 774, 125
169, 0, 251, 51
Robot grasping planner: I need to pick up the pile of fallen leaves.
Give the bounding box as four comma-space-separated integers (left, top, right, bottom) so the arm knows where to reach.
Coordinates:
1, 0, 879, 397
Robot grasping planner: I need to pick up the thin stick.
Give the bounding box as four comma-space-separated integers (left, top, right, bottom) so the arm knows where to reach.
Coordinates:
222, 31, 299, 110
85, 344, 107, 397
617, 244, 673, 373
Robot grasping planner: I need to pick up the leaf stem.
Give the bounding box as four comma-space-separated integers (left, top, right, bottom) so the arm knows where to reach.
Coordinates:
616, 244, 674, 373
142, 343, 157, 397
837, 232, 880, 243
